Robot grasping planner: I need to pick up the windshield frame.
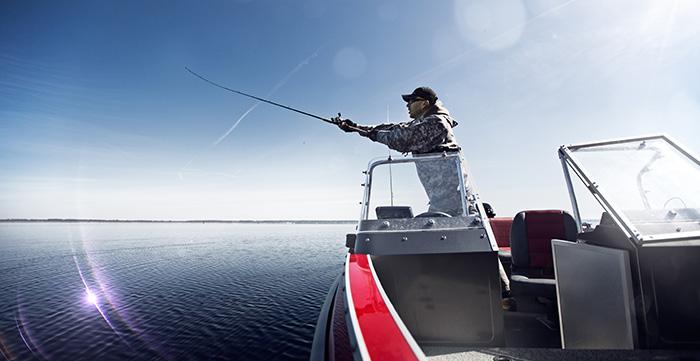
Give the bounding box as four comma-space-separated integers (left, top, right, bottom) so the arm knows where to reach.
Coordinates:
361, 153, 471, 220
559, 134, 700, 244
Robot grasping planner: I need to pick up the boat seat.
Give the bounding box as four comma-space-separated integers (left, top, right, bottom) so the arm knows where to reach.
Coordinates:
489, 217, 514, 276
375, 206, 413, 219
491, 217, 513, 249
510, 210, 577, 300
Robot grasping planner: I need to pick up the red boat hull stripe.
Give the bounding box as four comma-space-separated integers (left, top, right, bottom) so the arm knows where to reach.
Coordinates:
346, 253, 421, 361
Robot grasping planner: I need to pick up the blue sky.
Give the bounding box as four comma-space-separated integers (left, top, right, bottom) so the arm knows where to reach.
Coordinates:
1, 0, 699, 220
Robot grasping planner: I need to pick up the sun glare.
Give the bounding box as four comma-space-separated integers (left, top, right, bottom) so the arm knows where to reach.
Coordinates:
86, 290, 98, 305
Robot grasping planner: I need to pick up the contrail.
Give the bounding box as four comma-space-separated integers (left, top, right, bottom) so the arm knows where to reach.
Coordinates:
212, 48, 320, 146
212, 103, 260, 146
179, 47, 322, 179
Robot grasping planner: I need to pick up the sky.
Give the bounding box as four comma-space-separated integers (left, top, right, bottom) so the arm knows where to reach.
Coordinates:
1, 0, 699, 220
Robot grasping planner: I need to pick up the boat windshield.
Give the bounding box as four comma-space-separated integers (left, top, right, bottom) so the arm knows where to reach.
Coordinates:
363, 154, 467, 220
568, 136, 700, 240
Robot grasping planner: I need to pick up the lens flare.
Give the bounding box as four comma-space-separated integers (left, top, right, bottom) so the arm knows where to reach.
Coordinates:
86, 290, 98, 305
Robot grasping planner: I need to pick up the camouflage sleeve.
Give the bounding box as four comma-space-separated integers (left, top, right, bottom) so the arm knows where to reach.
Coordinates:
372, 115, 449, 153
368, 123, 400, 131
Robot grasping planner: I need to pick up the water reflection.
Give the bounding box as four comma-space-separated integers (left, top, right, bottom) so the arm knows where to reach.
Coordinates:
0, 223, 349, 360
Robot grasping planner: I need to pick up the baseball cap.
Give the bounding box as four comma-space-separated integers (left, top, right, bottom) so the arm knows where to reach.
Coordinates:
401, 86, 438, 103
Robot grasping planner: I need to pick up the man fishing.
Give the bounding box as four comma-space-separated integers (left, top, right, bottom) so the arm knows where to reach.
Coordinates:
184, 69, 513, 309
332, 86, 513, 307
332, 86, 470, 216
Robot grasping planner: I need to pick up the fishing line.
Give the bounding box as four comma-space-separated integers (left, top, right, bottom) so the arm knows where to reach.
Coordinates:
387, 104, 394, 206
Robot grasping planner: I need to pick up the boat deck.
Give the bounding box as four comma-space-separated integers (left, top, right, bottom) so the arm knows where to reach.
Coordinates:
424, 348, 700, 361
422, 313, 700, 361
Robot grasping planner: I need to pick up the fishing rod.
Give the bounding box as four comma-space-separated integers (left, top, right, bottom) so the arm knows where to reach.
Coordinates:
186, 66, 352, 126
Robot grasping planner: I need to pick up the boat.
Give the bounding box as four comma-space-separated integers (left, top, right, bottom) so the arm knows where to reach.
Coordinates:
310, 134, 700, 360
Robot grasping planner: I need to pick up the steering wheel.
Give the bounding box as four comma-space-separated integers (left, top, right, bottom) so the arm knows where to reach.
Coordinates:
415, 211, 452, 218
663, 197, 687, 209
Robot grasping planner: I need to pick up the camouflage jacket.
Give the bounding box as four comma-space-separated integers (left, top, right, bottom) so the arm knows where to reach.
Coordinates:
370, 102, 460, 154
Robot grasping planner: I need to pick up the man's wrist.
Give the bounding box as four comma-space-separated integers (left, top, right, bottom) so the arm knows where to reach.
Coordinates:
365, 129, 378, 141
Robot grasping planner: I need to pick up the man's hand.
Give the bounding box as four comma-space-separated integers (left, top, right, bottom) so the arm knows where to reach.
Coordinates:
339, 119, 360, 133
331, 114, 376, 140
331, 115, 360, 133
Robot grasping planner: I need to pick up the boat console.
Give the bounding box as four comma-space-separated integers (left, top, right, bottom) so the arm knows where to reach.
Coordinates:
348, 153, 505, 349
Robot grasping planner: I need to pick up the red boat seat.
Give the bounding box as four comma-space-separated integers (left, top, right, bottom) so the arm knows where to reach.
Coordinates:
510, 210, 578, 300
489, 217, 513, 277
490, 217, 513, 248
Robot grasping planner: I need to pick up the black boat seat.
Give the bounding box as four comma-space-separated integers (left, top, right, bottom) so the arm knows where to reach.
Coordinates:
510, 210, 577, 299
510, 275, 556, 299
375, 206, 413, 219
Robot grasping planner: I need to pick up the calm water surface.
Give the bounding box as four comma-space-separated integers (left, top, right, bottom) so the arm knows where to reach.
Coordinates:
0, 222, 350, 360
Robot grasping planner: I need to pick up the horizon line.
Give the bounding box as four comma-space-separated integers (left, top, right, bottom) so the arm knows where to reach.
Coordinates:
0, 218, 357, 224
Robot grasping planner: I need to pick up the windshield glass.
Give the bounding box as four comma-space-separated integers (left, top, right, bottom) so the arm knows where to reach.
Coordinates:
367, 156, 465, 219
570, 137, 700, 238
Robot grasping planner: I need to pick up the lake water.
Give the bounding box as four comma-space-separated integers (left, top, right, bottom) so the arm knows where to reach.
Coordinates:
0, 222, 350, 360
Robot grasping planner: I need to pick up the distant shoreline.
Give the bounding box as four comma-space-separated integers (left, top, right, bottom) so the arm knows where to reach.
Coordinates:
0, 219, 356, 224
